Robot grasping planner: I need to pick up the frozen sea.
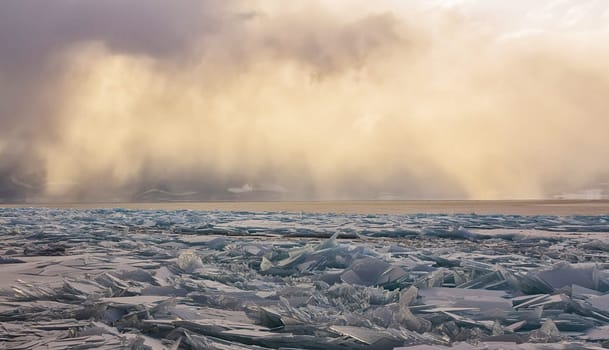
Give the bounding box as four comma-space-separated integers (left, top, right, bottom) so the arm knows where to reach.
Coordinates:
1, 201, 609, 349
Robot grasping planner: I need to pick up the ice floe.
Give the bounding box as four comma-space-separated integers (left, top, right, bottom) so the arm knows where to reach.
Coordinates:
1, 208, 609, 349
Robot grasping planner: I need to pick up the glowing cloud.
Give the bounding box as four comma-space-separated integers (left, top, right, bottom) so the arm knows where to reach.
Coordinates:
1, 0, 608, 201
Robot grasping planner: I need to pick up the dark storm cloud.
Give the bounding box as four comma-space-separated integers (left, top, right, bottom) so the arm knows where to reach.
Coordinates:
0, 0, 222, 64
0, 0, 229, 124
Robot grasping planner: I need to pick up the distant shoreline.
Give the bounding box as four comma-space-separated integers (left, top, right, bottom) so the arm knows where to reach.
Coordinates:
2, 200, 609, 216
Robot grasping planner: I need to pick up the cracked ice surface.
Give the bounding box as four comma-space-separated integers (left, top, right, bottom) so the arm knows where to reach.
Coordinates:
1, 208, 609, 349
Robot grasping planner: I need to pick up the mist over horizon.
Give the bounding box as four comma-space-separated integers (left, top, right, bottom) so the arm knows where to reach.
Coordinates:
1, 0, 609, 202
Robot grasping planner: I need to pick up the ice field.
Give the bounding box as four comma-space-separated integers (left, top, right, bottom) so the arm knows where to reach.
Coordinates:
1, 208, 609, 349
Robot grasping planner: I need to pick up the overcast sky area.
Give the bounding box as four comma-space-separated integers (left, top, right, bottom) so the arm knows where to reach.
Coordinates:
1, 0, 609, 202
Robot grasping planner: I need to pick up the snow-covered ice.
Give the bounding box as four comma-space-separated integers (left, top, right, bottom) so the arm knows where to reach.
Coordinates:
1, 208, 609, 349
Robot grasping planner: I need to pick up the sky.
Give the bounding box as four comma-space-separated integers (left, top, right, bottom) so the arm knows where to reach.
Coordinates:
1, 0, 609, 202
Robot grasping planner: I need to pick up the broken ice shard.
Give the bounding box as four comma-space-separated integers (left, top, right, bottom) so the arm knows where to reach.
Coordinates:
1, 208, 609, 348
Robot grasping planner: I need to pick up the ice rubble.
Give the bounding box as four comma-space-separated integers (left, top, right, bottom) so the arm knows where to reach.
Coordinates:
0, 208, 609, 349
